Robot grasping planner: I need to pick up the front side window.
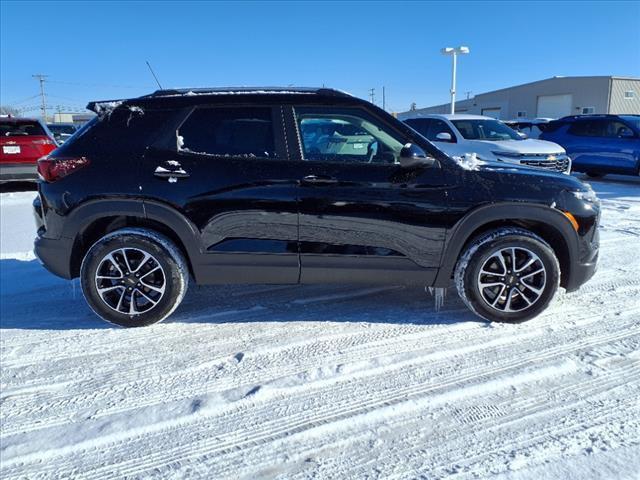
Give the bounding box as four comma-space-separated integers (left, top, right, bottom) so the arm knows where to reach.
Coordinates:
451, 119, 521, 141
605, 121, 635, 138
178, 107, 276, 158
295, 107, 406, 164
428, 119, 456, 142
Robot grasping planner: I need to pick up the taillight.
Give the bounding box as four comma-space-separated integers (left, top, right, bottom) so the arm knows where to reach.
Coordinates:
37, 156, 90, 183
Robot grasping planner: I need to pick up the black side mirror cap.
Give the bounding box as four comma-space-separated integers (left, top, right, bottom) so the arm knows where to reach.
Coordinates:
399, 143, 436, 168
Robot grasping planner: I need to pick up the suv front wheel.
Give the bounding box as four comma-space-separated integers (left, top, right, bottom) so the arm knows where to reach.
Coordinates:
80, 228, 189, 327
454, 228, 560, 323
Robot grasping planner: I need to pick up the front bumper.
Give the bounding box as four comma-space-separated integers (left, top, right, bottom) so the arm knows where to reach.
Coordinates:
0, 163, 38, 182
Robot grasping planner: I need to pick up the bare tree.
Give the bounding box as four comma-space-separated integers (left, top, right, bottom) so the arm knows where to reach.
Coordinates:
0, 105, 20, 116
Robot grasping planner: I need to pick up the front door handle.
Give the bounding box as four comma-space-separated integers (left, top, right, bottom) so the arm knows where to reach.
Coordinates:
300, 175, 338, 185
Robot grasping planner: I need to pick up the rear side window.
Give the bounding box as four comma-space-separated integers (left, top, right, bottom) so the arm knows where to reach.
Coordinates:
178, 107, 276, 158
0, 121, 46, 137
568, 120, 607, 137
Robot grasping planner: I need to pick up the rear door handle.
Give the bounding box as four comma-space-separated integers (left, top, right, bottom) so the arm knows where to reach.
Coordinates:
300, 175, 338, 185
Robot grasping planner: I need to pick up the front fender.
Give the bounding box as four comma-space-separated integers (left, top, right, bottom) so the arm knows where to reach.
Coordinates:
433, 202, 580, 287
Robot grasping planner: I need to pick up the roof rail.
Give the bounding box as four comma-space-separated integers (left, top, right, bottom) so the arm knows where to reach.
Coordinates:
143, 87, 352, 98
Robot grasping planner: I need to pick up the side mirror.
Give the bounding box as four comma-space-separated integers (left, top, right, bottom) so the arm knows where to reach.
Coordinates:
399, 143, 436, 168
619, 128, 634, 138
517, 131, 528, 139
435, 132, 453, 142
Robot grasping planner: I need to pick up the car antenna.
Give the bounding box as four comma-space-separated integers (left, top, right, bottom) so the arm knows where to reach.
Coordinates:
145, 61, 163, 90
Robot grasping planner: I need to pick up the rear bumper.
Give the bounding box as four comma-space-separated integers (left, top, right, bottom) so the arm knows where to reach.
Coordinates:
34, 234, 74, 279
33, 197, 74, 279
0, 163, 38, 182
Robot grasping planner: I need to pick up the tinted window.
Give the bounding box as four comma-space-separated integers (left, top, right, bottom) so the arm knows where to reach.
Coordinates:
53, 109, 173, 156
404, 118, 432, 138
451, 119, 521, 141
296, 107, 406, 164
568, 120, 607, 137
0, 121, 46, 137
179, 107, 276, 158
540, 120, 565, 133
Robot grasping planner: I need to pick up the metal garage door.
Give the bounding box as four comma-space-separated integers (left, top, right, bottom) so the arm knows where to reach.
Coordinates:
537, 94, 572, 119
481, 108, 501, 119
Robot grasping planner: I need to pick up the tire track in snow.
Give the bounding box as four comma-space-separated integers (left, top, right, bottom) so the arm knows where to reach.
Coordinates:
4, 318, 637, 479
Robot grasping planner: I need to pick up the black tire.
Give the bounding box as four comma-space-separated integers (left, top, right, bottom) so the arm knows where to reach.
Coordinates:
454, 228, 560, 323
586, 171, 605, 179
80, 228, 189, 327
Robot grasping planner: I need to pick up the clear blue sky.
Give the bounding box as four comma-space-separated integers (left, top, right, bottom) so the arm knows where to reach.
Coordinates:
1, 0, 639, 115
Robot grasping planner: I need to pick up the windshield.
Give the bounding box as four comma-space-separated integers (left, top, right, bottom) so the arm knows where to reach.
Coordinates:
451, 119, 521, 141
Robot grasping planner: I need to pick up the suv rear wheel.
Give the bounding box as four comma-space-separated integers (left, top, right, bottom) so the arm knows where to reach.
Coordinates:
454, 228, 560, 323
80, 228, 189, 327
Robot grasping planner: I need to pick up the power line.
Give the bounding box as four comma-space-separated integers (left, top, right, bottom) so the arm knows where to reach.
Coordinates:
47, 80, 154, 89
1, 93, 41, 105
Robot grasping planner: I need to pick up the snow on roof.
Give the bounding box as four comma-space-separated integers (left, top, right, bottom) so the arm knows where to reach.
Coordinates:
146, 87, 350, 98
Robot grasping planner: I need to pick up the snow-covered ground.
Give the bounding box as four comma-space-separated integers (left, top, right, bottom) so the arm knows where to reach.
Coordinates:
1, 175, 639, 479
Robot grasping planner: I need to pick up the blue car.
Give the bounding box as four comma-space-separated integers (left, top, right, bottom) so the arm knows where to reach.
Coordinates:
540, 114, 640, 178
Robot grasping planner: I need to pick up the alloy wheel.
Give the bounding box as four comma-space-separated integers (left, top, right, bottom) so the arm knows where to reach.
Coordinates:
476, 247, 546, 312
94, 248, 166, 315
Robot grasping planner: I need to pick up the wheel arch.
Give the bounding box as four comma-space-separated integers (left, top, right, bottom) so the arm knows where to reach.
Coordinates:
65, 199, 202, 279
434, 203, 579, 289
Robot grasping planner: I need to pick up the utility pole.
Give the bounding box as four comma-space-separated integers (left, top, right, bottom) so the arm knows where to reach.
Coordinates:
32, 74, 49, 121
369, 88, 376, 105
382, 86, 386, 111
465, 91, 472, 100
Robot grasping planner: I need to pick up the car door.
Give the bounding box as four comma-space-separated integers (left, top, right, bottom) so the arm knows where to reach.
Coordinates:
288, 105, 449, 285
599, 120, 639, 174
564, 119, 637, 174
140, 104, 301, 284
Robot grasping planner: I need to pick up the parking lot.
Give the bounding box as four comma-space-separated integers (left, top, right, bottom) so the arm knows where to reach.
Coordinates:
1, 174, 639, 479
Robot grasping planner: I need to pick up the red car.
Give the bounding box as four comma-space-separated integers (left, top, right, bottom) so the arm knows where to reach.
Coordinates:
1, 117, 58, 182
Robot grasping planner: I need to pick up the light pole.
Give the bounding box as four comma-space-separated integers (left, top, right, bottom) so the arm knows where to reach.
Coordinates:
441, 46, 469, 114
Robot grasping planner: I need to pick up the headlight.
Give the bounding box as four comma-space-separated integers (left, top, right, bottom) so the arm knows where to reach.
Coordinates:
571, 187, 599, 203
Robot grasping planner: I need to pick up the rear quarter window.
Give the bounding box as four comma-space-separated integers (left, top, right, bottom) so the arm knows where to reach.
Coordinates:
540, 121, 565, 133
55, 107, 175, 156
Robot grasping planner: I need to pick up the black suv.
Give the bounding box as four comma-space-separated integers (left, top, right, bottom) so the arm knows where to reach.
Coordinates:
33, 87, 600, 327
